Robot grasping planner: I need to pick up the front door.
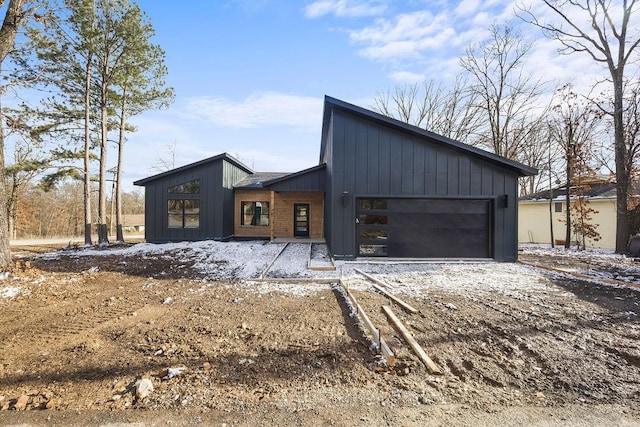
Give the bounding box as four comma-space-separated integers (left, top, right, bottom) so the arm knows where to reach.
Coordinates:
294, 203, 310, 237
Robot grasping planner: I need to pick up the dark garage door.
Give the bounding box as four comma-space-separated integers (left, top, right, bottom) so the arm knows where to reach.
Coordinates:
357, 198, 492, 258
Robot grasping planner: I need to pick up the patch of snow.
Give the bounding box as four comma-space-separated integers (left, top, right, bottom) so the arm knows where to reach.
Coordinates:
1, 286, 21, 299
31, 240, 639, 298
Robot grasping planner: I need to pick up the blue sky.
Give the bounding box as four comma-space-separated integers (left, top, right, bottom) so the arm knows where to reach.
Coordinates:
108, 0, 610, 189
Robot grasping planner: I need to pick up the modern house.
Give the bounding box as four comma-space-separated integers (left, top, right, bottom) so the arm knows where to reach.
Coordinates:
518, 176, 618, 249
134, 96, 537, 261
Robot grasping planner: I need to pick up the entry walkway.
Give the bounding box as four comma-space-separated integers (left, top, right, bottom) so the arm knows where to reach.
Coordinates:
271, 237, 325, 244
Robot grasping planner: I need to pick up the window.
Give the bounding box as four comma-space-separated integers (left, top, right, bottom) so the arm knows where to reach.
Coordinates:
554, 202, 563, 213
359, 229, 388, 240
359, 199, 388, 210
168, 179, 200, 194
241, 201, 270, 226
357, 214, 388, 225
359, 245, 388, 256
168, 200, 200, 228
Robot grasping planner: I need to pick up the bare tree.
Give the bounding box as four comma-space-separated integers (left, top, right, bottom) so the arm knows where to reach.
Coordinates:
460, 23, 547, 162
151, 140, 177, 173
549, 84, 602, 248
519, 0, 640, 253
372, 77, 481, 144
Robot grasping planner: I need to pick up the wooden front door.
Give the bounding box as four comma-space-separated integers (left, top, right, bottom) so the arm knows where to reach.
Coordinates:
294, 203, 310, 237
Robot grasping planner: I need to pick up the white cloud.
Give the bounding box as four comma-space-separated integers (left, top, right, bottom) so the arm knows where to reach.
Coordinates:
182, 92, 322, 130
303, 0, 387, 18
454, 0, 481, 17
389, 70, 425, 83
349, 11, 457, 61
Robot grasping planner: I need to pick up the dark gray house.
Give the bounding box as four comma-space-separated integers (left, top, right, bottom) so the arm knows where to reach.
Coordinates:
321, 96, 536, 261
135, 96, 537, 261
133, 153, 252, 243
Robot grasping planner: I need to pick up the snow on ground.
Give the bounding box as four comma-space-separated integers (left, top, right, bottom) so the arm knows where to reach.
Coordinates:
338, 262, 559, 301
38, 240, 287, 280
519, 243, 622, 261
26, 240, 640, 298
1, 286, 22, 299
519, 243, 640, 284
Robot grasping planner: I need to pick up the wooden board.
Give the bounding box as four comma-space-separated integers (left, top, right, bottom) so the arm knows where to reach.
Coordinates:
371, 283, 419, 314
382, 305, 441, 374
338, 280, 395, 366
354, 269, 394, 289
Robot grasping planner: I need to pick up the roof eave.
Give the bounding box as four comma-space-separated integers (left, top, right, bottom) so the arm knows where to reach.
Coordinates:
320, 95, 538, 177
133, 153, 254, 186
262, 163, 327, 187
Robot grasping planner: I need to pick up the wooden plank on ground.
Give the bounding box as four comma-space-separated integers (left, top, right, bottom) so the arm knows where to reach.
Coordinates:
355, 268, 396, 289
371, 283, 419, 314
338, 280, 395, 367
382, 305, 442, 374
259, 242, 289, 279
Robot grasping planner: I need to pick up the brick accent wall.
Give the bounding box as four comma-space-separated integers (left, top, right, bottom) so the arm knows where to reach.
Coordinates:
272, 192, 324, 239
234, 189, 325, 239
234, 189, 272, 238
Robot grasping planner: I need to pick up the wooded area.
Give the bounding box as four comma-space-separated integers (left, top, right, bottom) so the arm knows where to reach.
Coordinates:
0, 0, 172, 265
373, 2, 640, 254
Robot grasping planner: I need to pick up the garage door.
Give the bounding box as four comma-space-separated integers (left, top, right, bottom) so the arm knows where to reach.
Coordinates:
356, 198, 492, 258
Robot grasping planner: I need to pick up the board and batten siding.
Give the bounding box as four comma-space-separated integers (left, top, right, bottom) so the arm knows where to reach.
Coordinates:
143, 158, 249, 242
324, 109, 520, 261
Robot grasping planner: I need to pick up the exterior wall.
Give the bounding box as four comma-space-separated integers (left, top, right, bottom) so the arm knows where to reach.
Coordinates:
324, 109, 520, 261
234, 189, 272, 238
519, 199, 617, 249
234, 189, 325, 239
272, 191, 324, 238
141, 158, 250, 242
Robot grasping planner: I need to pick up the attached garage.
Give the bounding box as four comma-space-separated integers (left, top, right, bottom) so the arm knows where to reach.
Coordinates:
356, 198, 492, 258
321, 96, 537, 261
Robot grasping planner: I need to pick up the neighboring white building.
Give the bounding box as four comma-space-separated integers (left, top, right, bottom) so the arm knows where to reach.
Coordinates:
518, 177, 617, 249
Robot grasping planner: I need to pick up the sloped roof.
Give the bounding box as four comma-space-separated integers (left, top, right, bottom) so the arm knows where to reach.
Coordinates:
234, 172, 290, 189
262, 163, 326, 187
133, 153, 253, 186
520, 180, 617, 201
320, 95, 538, 177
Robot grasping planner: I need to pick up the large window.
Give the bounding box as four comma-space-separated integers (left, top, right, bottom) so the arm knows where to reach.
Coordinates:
168, 199, 200, 228
168, 179, 200, 194
241, 201, 270, 226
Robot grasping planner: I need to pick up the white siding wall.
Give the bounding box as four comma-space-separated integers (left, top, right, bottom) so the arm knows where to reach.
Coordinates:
518, 199, 617, 249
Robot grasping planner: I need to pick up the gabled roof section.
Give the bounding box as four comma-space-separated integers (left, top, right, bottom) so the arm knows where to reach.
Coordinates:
262, 163, 326, 187
520, 177, 619, 201
133, 153, 253, 186
320, 95, 538, 177
234, 172, 290, 189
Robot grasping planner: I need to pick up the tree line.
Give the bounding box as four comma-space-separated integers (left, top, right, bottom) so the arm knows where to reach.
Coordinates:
0, 0, 173, 268
373, 2, 640, 254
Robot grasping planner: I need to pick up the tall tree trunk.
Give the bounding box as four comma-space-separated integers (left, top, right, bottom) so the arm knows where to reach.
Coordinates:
83, 52, 93, 245
0, 0, 28, 268
613, 72, 630, 253
564, 152, 572, 249
97, 83, 108, 245
115, 85, 127, 243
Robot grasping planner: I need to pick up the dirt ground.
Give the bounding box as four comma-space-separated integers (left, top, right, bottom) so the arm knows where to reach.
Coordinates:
0, 243, 639, 426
